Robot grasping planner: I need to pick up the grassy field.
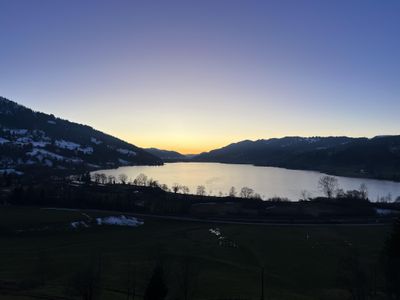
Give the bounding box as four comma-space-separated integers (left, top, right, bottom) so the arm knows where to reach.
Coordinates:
0, 206, 392, 300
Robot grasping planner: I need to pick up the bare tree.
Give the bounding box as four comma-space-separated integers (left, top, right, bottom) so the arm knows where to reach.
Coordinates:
148, 178, 159, 188
107, 175, 116, 184
181, 186, 190, 194
172, 183, 181, 194
240, 187, 254, 198
119, 173, 128, 184
318, 176, 338, 198
336, 188, 346, 198
99, 173, 107, 184
93, 173, 101, 183
196, 185, 206, 196
134, 173, 148, 186
160, 184, 170, 192
300, 190, 312, 201
228, 186, 237, 197
253, 193, 262, 199
359, 183, 368, 200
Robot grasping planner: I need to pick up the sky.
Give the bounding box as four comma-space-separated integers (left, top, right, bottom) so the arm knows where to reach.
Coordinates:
0, 0, 399, 154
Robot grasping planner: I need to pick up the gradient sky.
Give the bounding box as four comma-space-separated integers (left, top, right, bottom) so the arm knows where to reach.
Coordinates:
1, 0, 399, 153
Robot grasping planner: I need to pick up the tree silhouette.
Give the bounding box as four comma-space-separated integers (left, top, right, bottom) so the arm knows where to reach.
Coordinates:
172, 183, 181, 194
134, 173, 148, 186
144, 263, 168, 300
119, 173, 128, 184
318, 176, 338, 198
229, 186, 237, 197
240, 186, 254, 198
181, 186, 190, 194
383, 217, 400, 299
196, 185, 206, 196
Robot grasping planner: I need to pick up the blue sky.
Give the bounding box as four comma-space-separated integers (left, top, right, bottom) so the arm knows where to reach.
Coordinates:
1, 0, 399, 153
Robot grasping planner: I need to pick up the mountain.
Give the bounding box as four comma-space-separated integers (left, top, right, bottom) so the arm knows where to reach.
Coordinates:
145, 148, 186, 160
194, 136, 400, 181
0, 97, 162, 175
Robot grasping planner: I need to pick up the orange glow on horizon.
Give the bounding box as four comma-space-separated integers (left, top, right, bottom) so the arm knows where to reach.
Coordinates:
126, 135, 282, 155
137, 142, 225, 155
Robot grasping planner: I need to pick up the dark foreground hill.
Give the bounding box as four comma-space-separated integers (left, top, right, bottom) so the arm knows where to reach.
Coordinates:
194, 136, 400, 181
0, 96, 162, 176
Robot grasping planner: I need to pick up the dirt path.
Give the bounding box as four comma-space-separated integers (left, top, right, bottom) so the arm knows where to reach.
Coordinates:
42, 207, 392, 226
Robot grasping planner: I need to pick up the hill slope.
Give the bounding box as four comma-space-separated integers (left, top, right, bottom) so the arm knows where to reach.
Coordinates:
194, 136, 400, 181
0, 97, 162, 175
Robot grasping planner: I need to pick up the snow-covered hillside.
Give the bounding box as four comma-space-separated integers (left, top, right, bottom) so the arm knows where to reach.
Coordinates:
0, 97, 162, 174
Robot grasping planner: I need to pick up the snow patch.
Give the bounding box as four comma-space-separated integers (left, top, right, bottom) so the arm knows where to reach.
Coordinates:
209, 228, 221, 236
91, 137, 102, 145
70, 221, 89, 228
43, 159, 53, 167
27, 148, 65, 160
7, 129, 28, 135
376, 208, 399, 215
96, 215, 143, 227
87, 163, 101, 168
118, 158, 129, 165
79, 146, 93, 154
117, 148, 137, 156
209, 227, 238, 248
55, 139, 81, 150
0, 168, 24, 175
32, 141, 49, 147
0, 137, 9, 144
55, 140, 93, 154
15, 137, 49, 147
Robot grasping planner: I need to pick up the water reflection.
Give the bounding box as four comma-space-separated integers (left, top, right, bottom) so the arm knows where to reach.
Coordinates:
93, 163, 400, 201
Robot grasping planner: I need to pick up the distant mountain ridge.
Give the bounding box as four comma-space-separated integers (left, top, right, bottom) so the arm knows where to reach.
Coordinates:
0, 96, 162, 175
194, 136, 400, 181
145, 148, 186, 160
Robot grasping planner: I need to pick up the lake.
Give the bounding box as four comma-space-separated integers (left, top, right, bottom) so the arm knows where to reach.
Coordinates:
94, 162, 400, 201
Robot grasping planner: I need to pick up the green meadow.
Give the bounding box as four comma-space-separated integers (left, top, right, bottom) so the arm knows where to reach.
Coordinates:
0, 207, 391, 300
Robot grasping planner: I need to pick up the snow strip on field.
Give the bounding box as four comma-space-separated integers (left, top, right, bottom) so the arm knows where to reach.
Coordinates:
209, 228, 221, 236
70, 221, 89, 228
96, 215, 143, 227
42, 209, 144, 229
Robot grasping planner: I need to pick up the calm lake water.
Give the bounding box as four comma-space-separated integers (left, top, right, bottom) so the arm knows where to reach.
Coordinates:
94, 162, 400, 201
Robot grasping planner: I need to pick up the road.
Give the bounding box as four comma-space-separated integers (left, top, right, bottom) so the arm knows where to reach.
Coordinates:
42, 207, 393, 226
